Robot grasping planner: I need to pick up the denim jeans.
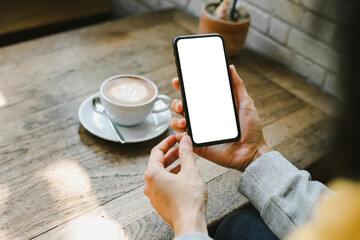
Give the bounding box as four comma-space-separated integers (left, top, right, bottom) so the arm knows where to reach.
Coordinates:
214, 205, 278, 240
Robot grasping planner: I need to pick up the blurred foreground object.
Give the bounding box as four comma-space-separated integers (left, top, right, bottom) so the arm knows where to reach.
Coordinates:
287, 180, 360, 240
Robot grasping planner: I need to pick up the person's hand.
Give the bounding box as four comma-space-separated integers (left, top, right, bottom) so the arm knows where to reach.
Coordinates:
170, 65, 272, 172
144, 135, 208, 238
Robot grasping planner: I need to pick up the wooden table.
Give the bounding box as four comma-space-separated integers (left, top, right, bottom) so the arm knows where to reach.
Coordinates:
0, 0, 111, 46
0, 9, 337, 239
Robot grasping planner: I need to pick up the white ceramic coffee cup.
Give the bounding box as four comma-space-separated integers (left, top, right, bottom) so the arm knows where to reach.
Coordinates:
100, 74, 171, 126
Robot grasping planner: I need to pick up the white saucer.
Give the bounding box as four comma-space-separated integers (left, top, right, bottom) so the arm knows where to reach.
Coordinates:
78, 93, 171, 143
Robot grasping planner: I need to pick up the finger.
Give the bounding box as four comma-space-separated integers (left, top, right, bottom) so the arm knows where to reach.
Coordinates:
149, 135, 177, 168
175, 132, 188, 142
170, 117, 187, 132
170, 164, 181, 174
172, 77, 180, 91
143, 185, 149, 196
229, 65, 252, 107
164, 146, 179, 168
171, 99, 184, 116
171, 126, 186, 133
178, 135, 195, 171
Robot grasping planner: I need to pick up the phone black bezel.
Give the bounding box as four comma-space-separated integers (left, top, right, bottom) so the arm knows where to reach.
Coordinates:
173, 33, 241, 147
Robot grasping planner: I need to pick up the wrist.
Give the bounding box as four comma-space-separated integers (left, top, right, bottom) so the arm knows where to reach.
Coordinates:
252, 142, 272, 164
239, 142, 272, 172
173, 208, 208, 238
236, 142, 272, 172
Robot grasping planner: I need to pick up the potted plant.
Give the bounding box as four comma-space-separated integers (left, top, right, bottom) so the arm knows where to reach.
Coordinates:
199, 0, 251, 56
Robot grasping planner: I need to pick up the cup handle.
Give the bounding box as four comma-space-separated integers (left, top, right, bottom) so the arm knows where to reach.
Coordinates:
153, 94, 171, 113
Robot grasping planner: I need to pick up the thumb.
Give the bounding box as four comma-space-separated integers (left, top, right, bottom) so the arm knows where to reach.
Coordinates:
179, 135, 195, 170
229, 64, 250, 106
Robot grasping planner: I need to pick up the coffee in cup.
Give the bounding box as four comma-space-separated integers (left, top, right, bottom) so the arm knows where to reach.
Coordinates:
102, 76, 156, 105
100, 75, 171, 126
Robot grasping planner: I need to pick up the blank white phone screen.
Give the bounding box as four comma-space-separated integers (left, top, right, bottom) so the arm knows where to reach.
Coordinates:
177, 36, 238, 144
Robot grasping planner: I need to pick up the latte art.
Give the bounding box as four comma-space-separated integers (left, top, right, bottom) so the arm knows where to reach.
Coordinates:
109, 81, 147, 102
103, 77, 156, 105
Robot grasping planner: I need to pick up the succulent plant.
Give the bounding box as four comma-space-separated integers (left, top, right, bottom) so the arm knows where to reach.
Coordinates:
208, 0, 249, 22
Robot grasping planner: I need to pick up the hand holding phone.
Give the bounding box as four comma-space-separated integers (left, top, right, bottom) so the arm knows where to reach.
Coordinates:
171, 35, 272, 171
173, 34, 240, 147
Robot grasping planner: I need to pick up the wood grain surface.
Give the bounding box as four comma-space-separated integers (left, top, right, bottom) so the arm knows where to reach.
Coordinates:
0, 9, 337, 240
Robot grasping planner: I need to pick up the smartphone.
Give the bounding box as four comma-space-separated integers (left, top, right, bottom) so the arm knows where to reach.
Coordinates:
173, 34, 240, 147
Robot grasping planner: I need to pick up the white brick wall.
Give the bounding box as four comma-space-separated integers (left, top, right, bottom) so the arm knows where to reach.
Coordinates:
269, 18, 290, 44
247, 28, 293, 66
288, 29, 341, 73
293, 54, 326, 86
301, 0, 353, 23
241, 2, 270, 33
109, 0, 355, 99
299, 11, 336, 44
324, 72, 343, 99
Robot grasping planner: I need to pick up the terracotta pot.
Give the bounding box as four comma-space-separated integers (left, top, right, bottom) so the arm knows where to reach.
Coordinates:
199, 2, 251, 56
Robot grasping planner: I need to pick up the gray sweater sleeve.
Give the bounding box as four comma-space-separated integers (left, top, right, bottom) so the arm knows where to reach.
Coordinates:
238, 151, 330, 239
174, 232, 212, 240
174, 151, 330, 240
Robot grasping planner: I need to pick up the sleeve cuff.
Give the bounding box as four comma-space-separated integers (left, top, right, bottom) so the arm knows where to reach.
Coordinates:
237, 151, 301, 211
174, 232, 213, 240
